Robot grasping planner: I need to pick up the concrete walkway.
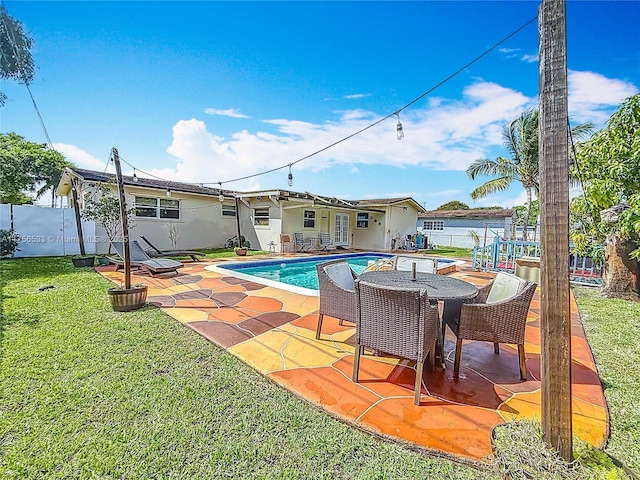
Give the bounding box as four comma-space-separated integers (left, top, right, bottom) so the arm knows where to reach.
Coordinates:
97, 256, 608, 462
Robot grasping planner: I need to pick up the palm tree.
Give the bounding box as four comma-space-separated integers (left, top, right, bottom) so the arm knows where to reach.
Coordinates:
467, 108, 592, 241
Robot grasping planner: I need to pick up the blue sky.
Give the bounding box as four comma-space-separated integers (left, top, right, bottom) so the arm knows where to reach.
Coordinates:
2, 1, 639, 209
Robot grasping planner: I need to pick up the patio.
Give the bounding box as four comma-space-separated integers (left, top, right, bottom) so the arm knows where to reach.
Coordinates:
96, 257, 608, 462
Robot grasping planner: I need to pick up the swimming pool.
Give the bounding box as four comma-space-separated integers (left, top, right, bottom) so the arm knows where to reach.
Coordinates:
207, 253, 460, 296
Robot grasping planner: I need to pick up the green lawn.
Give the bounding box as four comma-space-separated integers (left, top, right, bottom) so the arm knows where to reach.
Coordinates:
1, 258, 637, 479
0, 258, 484, 479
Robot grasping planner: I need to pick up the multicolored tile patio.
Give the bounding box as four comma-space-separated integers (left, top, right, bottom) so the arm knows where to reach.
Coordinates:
96, 256, 608, 462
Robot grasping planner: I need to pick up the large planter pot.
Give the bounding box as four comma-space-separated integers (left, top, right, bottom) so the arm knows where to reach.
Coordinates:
235, 248, 248, 256
107, 285, 148, 312
72, 256, 95, 268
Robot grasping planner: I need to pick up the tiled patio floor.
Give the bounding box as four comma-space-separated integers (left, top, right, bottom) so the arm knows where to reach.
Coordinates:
97, 256, 608, 462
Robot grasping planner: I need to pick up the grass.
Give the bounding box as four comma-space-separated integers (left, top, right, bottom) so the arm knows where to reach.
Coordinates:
2, 258, 637, 479
0, 257, 484, 479
573, 287, 640, 474
420, 246, 473, 258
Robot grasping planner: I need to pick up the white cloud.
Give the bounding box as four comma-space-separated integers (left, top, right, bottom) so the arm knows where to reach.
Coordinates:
344, 93, 370, 100
521, 54, 537, 63
568, 70, 639, 125
53, 143, 109, 171
204, 108, 249, 119
350, 166, 359, 174
158, 73, 636, 191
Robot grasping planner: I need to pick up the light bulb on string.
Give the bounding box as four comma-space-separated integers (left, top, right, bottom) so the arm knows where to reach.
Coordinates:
166, 187, 172, 197
218, 183, 224, 202
133, 169, 138, 183
287, 164, 293, 187
395, 112, 404, 140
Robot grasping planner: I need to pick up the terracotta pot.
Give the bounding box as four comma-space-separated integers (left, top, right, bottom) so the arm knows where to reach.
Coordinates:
107, 285, 148, 312
235, 248, 248, 256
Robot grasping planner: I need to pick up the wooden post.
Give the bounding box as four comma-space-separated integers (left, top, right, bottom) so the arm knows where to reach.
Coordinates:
70, 178, 86, 256
234, 196, 243, 248
112, 147, 131, 289
539, 0, 572, 460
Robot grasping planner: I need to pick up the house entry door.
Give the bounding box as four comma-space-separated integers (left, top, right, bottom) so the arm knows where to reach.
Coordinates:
334, 214, 349, 246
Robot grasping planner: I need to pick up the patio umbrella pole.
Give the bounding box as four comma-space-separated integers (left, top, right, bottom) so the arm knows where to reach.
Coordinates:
112, 147, 131, 289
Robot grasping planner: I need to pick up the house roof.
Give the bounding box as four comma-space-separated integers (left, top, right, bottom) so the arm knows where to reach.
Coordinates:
355, 197, 426, 212
235, 190, 421, 213
56, 168, 424, 213
419, 209, 515, 219
57, 168, 231, 197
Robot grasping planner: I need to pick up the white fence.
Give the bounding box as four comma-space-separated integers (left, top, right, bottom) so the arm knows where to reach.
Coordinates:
1, 204, 98, 257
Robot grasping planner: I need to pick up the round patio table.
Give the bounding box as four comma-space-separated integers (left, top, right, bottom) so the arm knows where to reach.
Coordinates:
358, 271, 478, 368
359, 271, 478, 301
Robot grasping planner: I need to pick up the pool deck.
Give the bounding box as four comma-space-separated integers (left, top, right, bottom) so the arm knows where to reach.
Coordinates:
96, 254, 608, 463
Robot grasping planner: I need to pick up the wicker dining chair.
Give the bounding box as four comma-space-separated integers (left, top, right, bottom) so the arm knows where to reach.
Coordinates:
353, 279, 439, 406
444, 275, 537, 380
393, 255, 438, 274
315, 259, 359, 339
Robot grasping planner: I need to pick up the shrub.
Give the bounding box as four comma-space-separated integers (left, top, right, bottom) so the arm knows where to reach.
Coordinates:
0, 228, 20, 257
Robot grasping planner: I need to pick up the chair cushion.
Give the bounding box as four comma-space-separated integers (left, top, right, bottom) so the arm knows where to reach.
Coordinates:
395, 256, 437, 273
486, 272, 528, 304
325, 263, 355, 291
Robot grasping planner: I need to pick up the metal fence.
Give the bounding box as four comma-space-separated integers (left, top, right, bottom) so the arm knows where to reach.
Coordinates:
472, 237, 602, 286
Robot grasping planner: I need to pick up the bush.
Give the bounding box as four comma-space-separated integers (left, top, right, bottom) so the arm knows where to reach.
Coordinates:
225, 235, 250, 249
0, 228, 20, 257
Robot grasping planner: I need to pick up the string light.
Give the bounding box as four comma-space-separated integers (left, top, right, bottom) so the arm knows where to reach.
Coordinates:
133, 169, 138, 182
218, 183, 225, 202
107, 17, 535, 190
166, 187, 172, 197
395, 112, 404, 140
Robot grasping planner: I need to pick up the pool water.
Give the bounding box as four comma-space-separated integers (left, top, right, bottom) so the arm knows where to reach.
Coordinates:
220, 253, 392, 290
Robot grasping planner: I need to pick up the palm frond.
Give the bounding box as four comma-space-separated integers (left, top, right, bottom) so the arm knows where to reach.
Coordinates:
469, 176, 513, 200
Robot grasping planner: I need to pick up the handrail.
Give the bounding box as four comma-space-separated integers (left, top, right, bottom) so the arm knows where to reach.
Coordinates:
472, 237, 603, 286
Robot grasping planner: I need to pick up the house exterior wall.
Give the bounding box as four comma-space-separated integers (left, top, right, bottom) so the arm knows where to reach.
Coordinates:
80, 184, 236, 253
351, 210, 386, 250
240, 198, 283, 250
418, 216, 513, 249
385, 203, 420, 250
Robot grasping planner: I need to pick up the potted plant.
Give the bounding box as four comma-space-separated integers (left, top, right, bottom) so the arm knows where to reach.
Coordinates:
226, 235, 250, 256
102, 147, 147, 312
107, 282, 148, 311
234, 246, 248, 256
72, 255, 95, 267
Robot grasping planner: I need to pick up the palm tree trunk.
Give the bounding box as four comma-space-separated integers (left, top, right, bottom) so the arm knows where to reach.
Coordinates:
522, 188, 532, 241
601, 233, 640, 299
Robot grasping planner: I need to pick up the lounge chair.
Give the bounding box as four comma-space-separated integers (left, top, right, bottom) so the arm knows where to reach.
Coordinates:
109, 241, 182, 276
280, 234, 295, 254
319, 233, 337, 251
293, 232, 312, 252
139, 235, 203, 262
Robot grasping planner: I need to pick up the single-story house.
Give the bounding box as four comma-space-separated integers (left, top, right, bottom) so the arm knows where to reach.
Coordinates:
417, 209, 515, 249
56, 167, 425, 253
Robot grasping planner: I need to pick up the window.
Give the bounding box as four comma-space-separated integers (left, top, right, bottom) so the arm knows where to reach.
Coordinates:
422, 220, 444, 231
356, 212, 369, 228
303, 210, 315, 228
254, 207, 270, 226
222, 203, 236, 217
134, 196, 180, 219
